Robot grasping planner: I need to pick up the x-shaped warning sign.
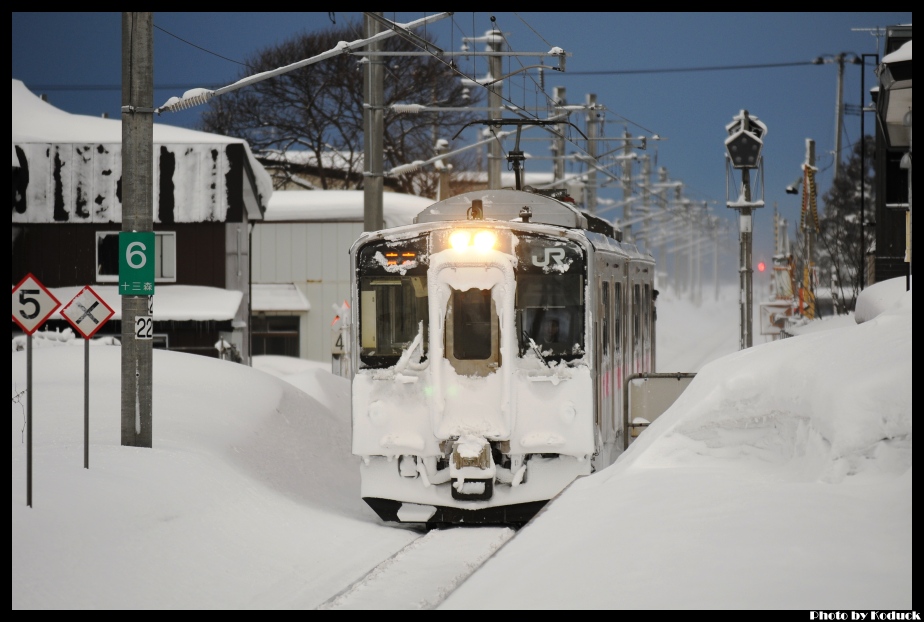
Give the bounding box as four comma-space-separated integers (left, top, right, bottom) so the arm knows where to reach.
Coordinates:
62, 286, 116, 339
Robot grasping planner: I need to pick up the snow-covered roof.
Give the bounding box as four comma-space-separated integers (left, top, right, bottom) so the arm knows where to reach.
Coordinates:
261, 149, 362, 174
13, 79, 256, 146
265, 189, 434, 229
251, 283, 311, 312
47, 285, 243, 322
12, 79, 273, 224
453, 170, 556, 186
882, 39, 912, 64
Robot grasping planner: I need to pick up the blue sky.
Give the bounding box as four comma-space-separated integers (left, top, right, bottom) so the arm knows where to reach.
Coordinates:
11, 12, 911, 268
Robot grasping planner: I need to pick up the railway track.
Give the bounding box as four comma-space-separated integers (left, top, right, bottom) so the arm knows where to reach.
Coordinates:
316, 526, 516, 610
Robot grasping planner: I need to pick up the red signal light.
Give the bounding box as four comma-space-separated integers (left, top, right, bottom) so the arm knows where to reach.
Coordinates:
757, 261, 766, 272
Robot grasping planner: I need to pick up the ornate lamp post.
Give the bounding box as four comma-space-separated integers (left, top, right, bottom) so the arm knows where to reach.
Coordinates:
725, 110, 767, 349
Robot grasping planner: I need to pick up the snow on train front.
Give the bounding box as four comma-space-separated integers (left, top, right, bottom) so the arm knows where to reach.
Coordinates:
349, 190, 602, 526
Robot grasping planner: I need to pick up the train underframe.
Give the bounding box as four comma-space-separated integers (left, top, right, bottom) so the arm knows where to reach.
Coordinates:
359, 446, 592, 526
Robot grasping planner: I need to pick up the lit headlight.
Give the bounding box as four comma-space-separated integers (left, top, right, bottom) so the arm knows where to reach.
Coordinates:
449, 230, 471, 250
473, 231, 497, 251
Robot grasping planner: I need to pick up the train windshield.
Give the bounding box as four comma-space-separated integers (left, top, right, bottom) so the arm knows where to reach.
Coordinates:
357, 236, 429, 369
514, 235, 586, 362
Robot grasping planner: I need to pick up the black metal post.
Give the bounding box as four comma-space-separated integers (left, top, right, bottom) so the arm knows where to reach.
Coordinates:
27, 333, 32, 507
84, 337, 90, 469
860, 53, 879, 290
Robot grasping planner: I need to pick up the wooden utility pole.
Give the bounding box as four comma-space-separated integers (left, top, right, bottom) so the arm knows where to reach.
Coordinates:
121, 12, 154, 447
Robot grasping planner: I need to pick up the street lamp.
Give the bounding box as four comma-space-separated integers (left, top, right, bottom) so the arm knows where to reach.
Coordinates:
875, 42, 912, 150
876, 40, 912, 289
725, 109, 767, 350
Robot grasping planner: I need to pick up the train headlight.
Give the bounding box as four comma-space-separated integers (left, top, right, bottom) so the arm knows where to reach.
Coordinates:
447, 229, 498, 252
450, 230, 472, 251
473, 231, 497, 251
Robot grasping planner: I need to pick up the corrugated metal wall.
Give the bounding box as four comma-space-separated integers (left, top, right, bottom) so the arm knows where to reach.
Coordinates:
251, 221, 363, 362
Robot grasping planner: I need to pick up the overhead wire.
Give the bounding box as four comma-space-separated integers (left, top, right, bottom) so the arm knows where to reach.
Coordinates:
153, 23, 252, 68
35, 14, 817, 221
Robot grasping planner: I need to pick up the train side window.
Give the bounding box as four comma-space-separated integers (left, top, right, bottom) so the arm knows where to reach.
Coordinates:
614, 282, 622, 356
602, 281, 609, 356
633, 284, 640, 348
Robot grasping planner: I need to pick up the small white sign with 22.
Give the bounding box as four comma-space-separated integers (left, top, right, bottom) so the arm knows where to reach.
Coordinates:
135, 316, 153, 340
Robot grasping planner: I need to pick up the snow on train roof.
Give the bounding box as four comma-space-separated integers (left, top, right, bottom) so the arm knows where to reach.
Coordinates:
584, 231, 652, 261
264, 189, 433, 229
413, 189, 590, 229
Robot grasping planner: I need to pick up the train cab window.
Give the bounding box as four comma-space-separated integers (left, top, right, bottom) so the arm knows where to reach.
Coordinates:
516, 273, 585, 362
445, 287, 500, 376
452, 289, 492, 359
357, 236, 429, 369
359, 276, 429, 368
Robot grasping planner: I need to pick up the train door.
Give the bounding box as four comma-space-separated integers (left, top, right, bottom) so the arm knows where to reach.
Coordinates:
643, 282, 652, 372
632, 282, 641, 375
600, 278, 612, 440
593, 275, 604, 433
612, 277, 623, 442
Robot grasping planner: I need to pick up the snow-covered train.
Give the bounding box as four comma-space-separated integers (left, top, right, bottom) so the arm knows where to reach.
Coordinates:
347, 187, 655, 527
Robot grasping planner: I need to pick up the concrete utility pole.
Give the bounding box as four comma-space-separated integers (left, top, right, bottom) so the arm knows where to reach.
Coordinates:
696, 202, 707, 306
585, 94, 598, 213
621, 127, 633, 239
638, 154, 651, 250
486, 29, 503, 189
833, 54, 850, 181
656, 167, 669, 285
552, 87, 567, 183
121, 12, 154, 447
815, 52, 860, 181
363, 13, 384, 232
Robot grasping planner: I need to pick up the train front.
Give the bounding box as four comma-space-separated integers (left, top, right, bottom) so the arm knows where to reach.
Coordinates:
350, 207, 594, 526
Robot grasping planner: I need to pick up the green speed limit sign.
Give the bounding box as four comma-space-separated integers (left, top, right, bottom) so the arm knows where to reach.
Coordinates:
119, 232, 155, 295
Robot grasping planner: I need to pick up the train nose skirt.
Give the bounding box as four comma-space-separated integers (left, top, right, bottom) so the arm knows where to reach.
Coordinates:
364, 497, 549, 527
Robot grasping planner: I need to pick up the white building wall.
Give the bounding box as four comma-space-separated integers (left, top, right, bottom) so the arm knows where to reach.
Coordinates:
252, 220, 363, 362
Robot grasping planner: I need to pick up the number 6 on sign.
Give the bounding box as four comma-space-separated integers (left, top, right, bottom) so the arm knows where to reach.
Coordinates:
135, 315, 153, 340
119, 232, 155, 295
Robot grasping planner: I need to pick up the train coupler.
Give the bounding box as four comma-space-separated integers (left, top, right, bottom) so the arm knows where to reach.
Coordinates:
449, 435, 497, 501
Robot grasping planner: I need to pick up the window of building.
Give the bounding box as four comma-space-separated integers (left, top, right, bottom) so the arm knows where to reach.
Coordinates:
251, 315, 300, 357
